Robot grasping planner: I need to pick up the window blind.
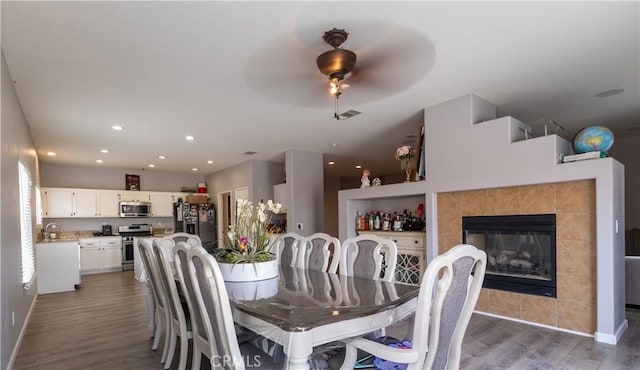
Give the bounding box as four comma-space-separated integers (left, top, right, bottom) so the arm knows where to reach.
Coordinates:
19, 161, 36, 289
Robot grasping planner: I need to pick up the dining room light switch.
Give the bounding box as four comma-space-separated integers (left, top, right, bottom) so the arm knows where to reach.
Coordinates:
296, 223, 303, 230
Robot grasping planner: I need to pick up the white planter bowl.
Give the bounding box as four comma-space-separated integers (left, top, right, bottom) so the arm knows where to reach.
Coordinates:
225, 277, 279, 300
217, 259, 279, 282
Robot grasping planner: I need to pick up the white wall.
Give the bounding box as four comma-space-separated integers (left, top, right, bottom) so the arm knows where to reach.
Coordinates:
205, 160, 251, 203
422, 94, 626, 344
285, 149, 324, 236
609, 135, 640, 230
1, 50, 39, 370
40, 163, 204, 191
250, 160, 283, 203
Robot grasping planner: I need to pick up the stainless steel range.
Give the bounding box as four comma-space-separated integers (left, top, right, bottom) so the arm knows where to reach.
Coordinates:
118, 224, 153, 271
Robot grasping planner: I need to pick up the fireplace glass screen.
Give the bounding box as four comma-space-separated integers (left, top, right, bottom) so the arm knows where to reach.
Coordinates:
462, 214, 556, 297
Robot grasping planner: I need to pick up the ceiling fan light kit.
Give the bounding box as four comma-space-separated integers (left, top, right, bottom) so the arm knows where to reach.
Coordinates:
317, 28, 359, 119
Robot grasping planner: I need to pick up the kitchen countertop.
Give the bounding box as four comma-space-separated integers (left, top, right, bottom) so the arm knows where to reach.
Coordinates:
37, 238, 79, 243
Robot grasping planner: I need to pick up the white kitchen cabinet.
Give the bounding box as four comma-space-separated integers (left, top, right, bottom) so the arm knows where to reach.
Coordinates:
42, 187, 75, 217
36, 241, 81, 294
79, 237, 122, 274
75, 189, 99, 217
149, 192, 174, 217
358, 230, 425, 286
98, 190, 121, 217
119, 191, 151, 202
273, 183, 288, 212
43, 187, 120, 218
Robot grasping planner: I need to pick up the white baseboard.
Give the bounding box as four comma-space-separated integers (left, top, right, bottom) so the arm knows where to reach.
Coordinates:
7, 294, 38, 370
595, 319, 629, 345
474, 310, 594, 339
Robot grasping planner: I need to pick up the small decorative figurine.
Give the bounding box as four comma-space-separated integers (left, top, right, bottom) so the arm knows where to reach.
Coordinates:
372, 177, 382, 187
360, 169, 371, 188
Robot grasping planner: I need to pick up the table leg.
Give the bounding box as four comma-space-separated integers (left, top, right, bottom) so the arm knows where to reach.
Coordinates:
145, 282, 155, 337
283, 332, 312, 370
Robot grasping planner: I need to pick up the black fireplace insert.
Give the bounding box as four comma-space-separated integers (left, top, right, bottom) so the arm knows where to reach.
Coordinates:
462, 214, 556, 298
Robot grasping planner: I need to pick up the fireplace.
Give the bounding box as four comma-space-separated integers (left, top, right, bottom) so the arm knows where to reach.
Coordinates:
462, 214, 556, 298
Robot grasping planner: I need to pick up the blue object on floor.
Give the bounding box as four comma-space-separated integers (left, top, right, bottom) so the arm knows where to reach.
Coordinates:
372, 340, 412, 370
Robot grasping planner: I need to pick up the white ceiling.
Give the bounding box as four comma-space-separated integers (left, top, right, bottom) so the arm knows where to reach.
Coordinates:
2, 1, 638, 179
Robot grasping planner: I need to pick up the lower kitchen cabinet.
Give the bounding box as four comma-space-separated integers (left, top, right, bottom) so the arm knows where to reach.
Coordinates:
79, 237, 122, 274
36, 241, 81, 294
358, 230, 426, 285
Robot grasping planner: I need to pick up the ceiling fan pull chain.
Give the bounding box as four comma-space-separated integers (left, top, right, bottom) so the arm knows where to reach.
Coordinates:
334, 95, 340, 120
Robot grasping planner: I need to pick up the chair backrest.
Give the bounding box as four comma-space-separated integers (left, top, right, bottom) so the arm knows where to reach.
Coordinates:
340, 234, 398, 282
137, 238, 169, 315
298, 233, 341, 273
152, 239, 188, 330
271, 232, 304, 267
163, 232, 202, 247
173, 241, 204, 340
412, 244, 487, 370
187, 245, 245, 369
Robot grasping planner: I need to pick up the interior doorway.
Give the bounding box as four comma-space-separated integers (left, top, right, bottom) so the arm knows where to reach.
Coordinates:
217, 191, 232, 246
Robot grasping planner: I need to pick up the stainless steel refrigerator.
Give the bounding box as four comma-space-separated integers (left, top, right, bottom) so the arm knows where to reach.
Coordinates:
173, 202, 217, 245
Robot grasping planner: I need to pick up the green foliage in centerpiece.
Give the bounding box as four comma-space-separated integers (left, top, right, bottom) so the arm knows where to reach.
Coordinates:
214, 199, 283, 264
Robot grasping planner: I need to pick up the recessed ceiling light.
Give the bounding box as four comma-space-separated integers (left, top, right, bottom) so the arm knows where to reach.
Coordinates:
47, 151, 56, 156
100, 149, 109, 153
192, 168, 198, 171
95, 159, 103, 163
207, 160, 213, 164
594, 88, 624, 98
112, 125, 123, 131
148, 164, 155, 168
185, 135, 195, 141
328, 161, 335, 165
355, 165, 362, 169
158, 155, 167, 159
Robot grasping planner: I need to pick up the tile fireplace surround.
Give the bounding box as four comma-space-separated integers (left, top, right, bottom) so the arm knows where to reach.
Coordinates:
438, 180, 596, 334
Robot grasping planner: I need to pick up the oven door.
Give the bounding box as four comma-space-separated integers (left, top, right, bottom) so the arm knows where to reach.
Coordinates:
122, 236, 135, 270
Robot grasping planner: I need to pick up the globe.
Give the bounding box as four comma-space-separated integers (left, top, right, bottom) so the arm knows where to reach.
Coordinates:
572, 125, 614, 154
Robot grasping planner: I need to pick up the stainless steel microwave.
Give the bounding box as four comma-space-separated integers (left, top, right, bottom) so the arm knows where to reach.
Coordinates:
119, 201, 151, 217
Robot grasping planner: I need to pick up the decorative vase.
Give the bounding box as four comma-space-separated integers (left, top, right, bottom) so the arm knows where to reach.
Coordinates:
402, 157, 412, 183
218, 258, 279, 282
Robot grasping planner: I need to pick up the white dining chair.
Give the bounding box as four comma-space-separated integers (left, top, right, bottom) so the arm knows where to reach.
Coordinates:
164, 232, 202, 247
152, 239, 192, 370
186, 245, 277, 369
137, 239, 172, 365
337, 244, 487, 370
172, 242, 202, 370
271, 232, 304, 267
298, 233, 341, 273
340, 234, 398, 282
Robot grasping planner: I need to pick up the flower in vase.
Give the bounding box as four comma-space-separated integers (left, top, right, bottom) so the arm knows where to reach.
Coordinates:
395, 145, 415, 160
214, 199, 283, 264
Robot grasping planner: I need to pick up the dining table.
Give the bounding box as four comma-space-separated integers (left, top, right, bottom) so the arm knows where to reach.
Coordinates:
225, 266, 420, 370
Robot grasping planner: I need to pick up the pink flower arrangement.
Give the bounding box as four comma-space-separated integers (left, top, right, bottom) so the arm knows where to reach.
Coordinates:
395, 145, 415, 160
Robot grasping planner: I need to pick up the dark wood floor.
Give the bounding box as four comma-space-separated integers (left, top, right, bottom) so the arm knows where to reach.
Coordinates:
13, 271, 640, 369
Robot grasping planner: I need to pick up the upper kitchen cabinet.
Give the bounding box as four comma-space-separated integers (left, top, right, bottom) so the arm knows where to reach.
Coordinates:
42, 187, 99, 217
148, 192, 175, 217
98, 190, 120, 217
43, 188, 119, 218
43, 187, 75, 217
273, 183, 288, 213
119, 191, 151, 202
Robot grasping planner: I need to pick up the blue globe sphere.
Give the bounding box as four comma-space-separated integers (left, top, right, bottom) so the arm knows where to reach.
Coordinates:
573, 125, 614, 154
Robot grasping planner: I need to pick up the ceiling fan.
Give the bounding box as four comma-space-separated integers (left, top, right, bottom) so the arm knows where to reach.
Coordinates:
244, 23, 434, 110
316, 28, 359, 120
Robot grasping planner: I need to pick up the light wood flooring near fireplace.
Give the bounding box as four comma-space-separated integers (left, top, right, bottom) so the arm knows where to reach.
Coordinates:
13, 271, 640, 370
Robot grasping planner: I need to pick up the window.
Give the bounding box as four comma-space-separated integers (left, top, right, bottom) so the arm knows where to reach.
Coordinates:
19, 160, 36, 289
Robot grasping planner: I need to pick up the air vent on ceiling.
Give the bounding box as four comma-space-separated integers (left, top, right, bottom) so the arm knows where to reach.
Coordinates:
337, 110, 362, 120
243, 151, 257, 155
